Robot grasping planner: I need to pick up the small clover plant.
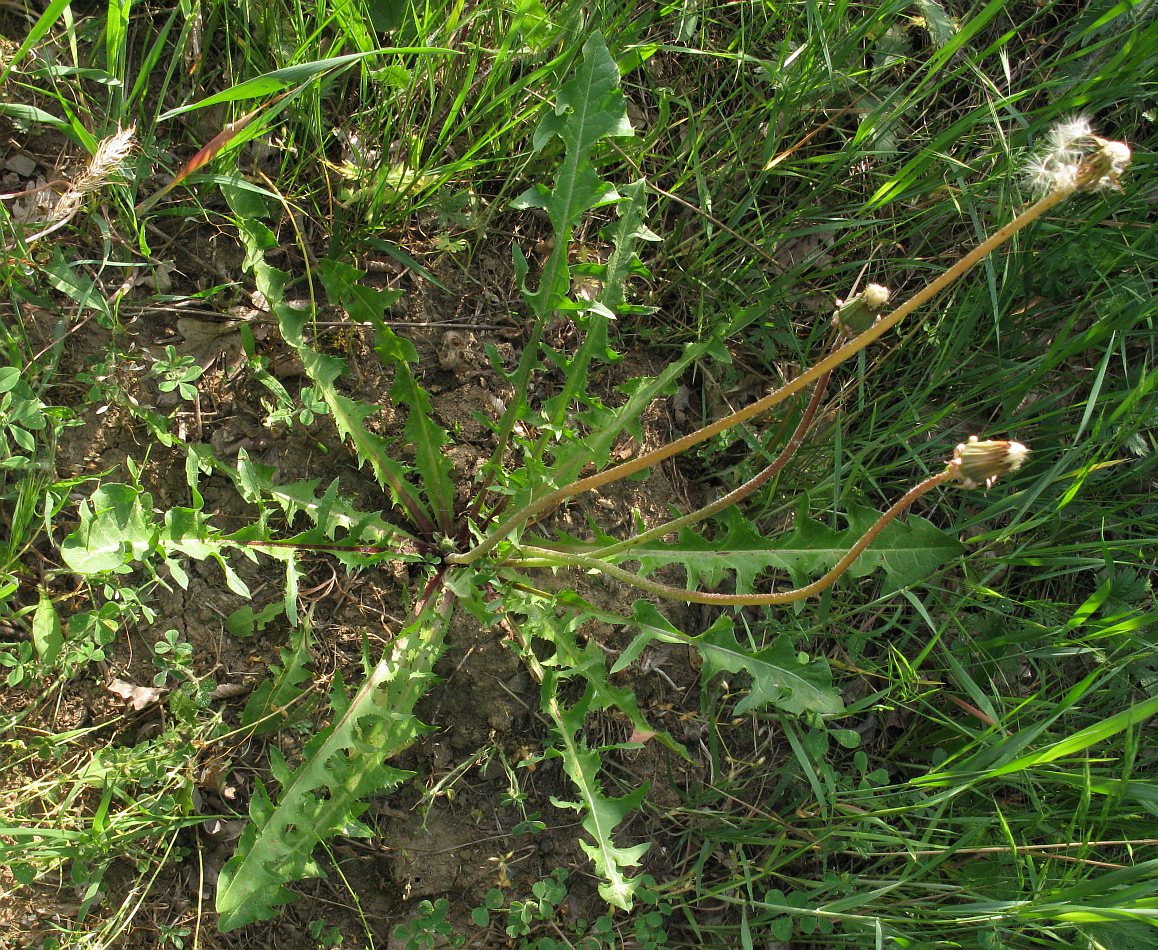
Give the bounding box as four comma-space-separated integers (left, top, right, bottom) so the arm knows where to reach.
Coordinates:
150, 345, 203, 403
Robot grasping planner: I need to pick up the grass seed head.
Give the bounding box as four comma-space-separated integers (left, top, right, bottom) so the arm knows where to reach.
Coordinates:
53, 125, 137, 220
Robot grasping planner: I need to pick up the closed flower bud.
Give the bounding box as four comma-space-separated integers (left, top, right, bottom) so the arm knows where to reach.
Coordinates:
952, 436, 1030, 489
833, 283, 891, 337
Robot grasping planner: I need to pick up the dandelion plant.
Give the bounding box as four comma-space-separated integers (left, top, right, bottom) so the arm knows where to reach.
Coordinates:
8, 7, 1143, 941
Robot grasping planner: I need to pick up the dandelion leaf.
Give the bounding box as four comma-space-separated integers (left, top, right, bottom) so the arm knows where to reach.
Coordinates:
242, 615, 316, 738
216, 607, 451, 930
633, 502, 963, 596
617, 601, 844, 717
545, 676, 649, 911
529, 30, 633, 237
223, 183, 434, 534
914, 0, 958, 47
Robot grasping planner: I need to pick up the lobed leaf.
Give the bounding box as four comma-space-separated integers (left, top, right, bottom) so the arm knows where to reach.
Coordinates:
513, 589, 686, 757
489, 31, 636, 482
242, 613, 316, 738
323, 391, 436, 536
216, 601, 453, 929
537, 179, 649, 444
694, 624, 843, 717
530, 31, 633, 240
59, 485, 252, 597
611, 601, 845, 717
223, 184, 435, 535
632, 502, 964, 596
383, 337, 456, 535
543, 675, 649, 911
914, 0, 959, 47
248, 471, 413, 548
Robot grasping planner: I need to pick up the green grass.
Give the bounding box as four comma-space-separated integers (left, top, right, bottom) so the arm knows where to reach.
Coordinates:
1, 0, 1155, 946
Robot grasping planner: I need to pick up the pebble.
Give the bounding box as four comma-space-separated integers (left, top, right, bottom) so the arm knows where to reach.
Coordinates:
5, 153, 38, 177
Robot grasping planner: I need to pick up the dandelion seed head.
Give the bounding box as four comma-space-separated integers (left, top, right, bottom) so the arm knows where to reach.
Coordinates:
862, 283, 891, 310
1084, 138, 1133, 191
1022, 154, 1054, 191
1052, 162, 1080, 191
1021, 153, 1078, 195
1101, 139, 1132, 171
1024, 118, 1131, 196
832, 283, 891, 337
1047, 116, 1093, 158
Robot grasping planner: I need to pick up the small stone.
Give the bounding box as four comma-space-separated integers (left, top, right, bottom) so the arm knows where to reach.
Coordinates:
5, 153, 38, 177
438, 330, 469, 372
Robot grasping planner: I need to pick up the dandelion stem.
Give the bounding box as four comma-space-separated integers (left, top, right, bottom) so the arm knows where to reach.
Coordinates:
511, 466, 957, 605
452, 177, 1074, 568
588, 368, 832, 560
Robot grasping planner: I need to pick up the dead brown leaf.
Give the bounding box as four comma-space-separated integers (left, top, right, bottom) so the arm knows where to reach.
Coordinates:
106, 677, 165, 710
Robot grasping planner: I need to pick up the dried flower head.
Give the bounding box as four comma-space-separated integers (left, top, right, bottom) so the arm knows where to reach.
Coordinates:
833, 283, 891, 337
438, 329, 469, 372
951, 436, 1030, 490
1077, 136, 1132, 192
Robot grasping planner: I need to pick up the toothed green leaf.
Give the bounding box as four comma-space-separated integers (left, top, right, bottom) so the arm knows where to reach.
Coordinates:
222, 183, 435, 535
544, 675, 649, 911
391, 358, 456, 535
914, 0, 958, 47
608, 601, 844, 717
539, 179, 648, 440
241, 613, 314, 737
233, 459, 413, 556
632, 502, 963, 596
531, 31, 633, 239
695, 623, 843, 717
60, 488, 252, 598
515, 590, 687, 758
216, 604, 453, 930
